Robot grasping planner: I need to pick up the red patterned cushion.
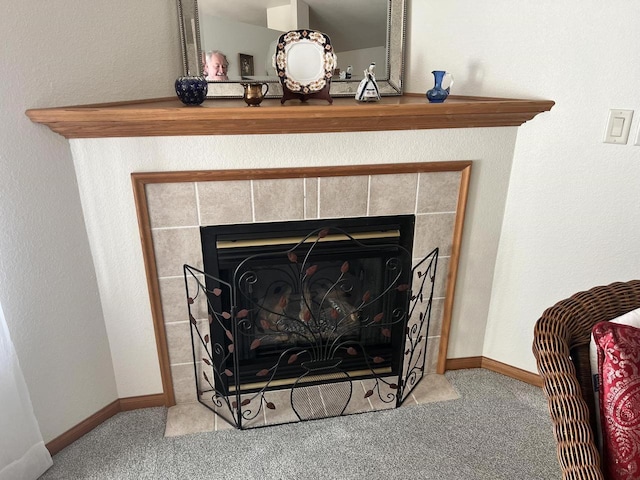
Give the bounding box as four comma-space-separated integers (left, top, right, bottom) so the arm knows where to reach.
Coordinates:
593, 321, 640, 480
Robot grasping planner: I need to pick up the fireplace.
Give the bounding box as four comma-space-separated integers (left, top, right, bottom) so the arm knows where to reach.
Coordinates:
198, 215, 415, 396
126, 162, 470, 415
184, 211, 442, 427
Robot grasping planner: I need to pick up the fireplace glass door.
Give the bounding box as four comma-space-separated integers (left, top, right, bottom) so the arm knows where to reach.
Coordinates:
200, 215, 414, 395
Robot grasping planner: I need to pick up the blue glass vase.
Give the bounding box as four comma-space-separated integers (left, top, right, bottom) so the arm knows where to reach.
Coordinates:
426, 70, 454, 103
175, 75, 208, 105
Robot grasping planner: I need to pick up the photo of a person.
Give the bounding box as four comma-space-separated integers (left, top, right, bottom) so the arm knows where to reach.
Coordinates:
203, 50, 229, 81
239, 54, 254, 77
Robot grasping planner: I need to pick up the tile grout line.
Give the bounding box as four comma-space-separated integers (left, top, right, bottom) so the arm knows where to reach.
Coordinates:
366, 175, 371, 216
194, 182, 202, 226
303, 177, 307, 219
414, 172, 421, 214
316, 177, 321, 219
250, 179, 256, 223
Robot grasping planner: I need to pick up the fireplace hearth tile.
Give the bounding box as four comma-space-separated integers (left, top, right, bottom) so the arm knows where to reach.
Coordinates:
164, 403, 214, 437
197, 180, 253, 225
417, 171, 462, 213
263, 389, 301, 426
343, 382, 374, 415
253, 178, 304, 222
368, 173, 418, 216
318, 175, 368, 218
152, 227, 202, 277
358, 378, 398, 412
410, 374, 460, 404
166, 320, 207, 365
146, 183, 198, 228
432, 257, 450, 299
159, 276, 207, 323
171, 363, 198, 404
413, 213, 455, 257
304, 178, 318, 219
164, 375, 460, 437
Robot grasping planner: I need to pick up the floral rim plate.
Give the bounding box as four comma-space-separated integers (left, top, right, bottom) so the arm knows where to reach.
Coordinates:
274, 30, 336, 94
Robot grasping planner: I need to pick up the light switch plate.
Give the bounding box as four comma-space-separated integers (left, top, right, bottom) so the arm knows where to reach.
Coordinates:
604, 109, 633, 144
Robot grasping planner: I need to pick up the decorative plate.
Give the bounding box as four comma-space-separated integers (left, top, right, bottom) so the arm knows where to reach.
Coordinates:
274, 30, 337, 94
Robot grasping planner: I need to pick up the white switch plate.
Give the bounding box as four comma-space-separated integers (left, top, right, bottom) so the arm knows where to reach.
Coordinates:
635, 123, 640, 146
604, 109, 633, 144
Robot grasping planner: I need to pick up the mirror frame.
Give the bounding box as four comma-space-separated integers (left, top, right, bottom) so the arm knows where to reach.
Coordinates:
177, 0, 406, 99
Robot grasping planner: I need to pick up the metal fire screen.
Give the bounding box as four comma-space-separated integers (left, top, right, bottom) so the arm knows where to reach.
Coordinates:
184, 217, 438, 429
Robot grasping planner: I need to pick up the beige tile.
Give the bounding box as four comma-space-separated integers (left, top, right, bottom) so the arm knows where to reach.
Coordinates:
253, 178, 304, 222
343, 381, 373, 415
318, 175, 368, 218
216, 407, 237, 432
429, 298, 444, 338
433, 257, 450, 299
166, 320, 210, 365
146, 182, 198, 228
197, 180, 253, 225
360, 378, 398, 412
425, 335, 440, 374
215, 409, 238, 431
417, 171, 462, 213
409, 274, 445, 338
164, 403, 214, 437
263, 388, 300, 425
409, 373, 460, 405
305, 178, 318, 219
368, 173, 418, 216
227, 392, 266, 429
159, 275, 208, 324
152, 227, 202, 277
401, 339, 426, 391
171, 363, 198, 404
413, 213, 455, 257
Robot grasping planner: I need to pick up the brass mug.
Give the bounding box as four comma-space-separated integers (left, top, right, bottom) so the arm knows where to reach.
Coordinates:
241, 82, 269, 106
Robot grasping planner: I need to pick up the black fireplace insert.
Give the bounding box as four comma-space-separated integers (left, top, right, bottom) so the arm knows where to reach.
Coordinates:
200, 215, 415, 395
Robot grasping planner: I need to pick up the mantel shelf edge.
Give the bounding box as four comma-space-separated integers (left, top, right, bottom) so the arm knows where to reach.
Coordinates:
25, 95, 555, 139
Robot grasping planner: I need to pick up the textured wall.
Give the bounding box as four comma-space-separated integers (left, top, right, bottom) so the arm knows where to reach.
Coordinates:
405, 0, 640, 372
71, 127, 517, 397
0, 0, 180, 442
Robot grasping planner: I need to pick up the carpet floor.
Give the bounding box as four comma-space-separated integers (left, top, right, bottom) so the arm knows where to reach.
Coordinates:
39, 368, 561, 479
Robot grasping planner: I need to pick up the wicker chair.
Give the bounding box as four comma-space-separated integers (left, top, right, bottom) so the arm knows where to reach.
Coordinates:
532, 280, 640, 480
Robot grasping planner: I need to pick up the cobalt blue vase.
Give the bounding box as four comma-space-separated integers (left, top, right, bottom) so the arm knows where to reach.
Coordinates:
175, 76, 208, 105
426, 70, 454, 103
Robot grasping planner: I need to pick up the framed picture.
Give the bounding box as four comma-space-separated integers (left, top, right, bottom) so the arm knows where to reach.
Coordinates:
239, 53, 254, 77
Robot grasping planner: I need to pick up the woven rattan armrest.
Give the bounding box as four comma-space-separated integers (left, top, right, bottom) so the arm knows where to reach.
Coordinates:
532, 280, 640, 480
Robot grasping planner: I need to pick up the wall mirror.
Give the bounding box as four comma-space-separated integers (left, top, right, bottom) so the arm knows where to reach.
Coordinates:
177, 0, 406, 99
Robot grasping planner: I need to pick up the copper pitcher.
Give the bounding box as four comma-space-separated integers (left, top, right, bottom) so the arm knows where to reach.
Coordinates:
241, 82, 269, 106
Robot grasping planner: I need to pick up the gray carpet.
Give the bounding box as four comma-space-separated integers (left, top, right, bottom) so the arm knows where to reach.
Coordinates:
39, 369, 561, 479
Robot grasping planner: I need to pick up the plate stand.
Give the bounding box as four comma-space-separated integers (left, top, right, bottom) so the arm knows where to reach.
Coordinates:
281, 84, 333, 105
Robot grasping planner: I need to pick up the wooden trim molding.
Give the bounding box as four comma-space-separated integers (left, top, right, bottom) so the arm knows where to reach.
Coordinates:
45, 394, 166, 455
45, 399, 120, 456
119, 393, 166, 411
45, 359, 539, 456
480, 357, 543, 388
446, 356, 483, 370
131, 162, 472, 406
446, 356, 543, 388
437, 165, 471, 374
131, 177, 175, 407
25, 95, 554, 139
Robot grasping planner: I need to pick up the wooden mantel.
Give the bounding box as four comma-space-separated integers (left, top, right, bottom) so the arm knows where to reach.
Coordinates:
26, 94, 554, 139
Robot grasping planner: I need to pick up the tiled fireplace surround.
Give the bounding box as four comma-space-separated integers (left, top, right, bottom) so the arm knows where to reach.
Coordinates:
67, 127, 519, 411
139, 164, 469, 405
